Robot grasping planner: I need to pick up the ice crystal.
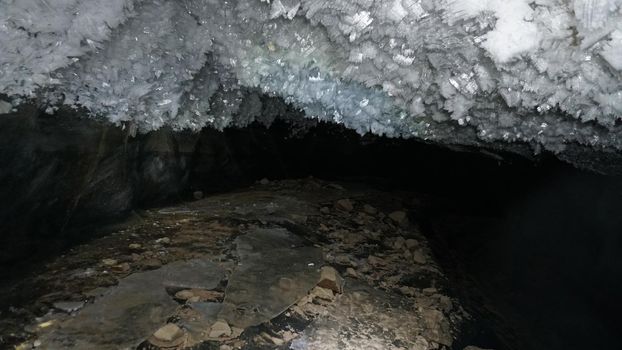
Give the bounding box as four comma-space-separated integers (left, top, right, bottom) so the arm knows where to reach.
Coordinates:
0, 0, 621, 153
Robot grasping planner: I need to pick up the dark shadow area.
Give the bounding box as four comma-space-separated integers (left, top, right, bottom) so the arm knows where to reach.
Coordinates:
0, 107, 621, 350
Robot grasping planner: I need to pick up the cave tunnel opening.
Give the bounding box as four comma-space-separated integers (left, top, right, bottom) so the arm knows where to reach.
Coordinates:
1, 107, 621, 350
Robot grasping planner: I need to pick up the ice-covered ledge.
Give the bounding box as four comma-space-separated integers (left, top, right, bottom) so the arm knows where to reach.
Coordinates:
1, 0, 621, 154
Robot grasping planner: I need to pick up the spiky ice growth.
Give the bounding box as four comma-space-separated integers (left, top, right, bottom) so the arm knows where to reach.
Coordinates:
1, 0, 621, 153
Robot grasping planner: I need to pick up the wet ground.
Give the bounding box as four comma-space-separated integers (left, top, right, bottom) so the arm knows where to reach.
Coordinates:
0, 178, 484, 350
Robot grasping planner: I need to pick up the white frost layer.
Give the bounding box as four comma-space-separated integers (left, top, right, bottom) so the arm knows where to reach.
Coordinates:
0, 0, 621, 152
443, 0, 541, 63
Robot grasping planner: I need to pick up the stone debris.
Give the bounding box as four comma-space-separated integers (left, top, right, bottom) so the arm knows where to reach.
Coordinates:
141, 258, 163, 268
259, 178, 270, 185
362, 204, 377, 215
393, 236, 406, 250
310, 286, 335, 301
193, 191, 204, 200
345, 267, 358, 278
111, 262, 130, 273
209, 320, 232, 338
405, 239, 419, 249
175, 289, 195, 301
335, 198, 354, 212
8, 179, 462, 350
388, 210, 408, 226
52, 301, 84, 313
153, 323, 184, 342
413, 250, 427, 264
155, 237, 171, 244
367, 255, 386, 267
317, 266, 344, 294
101, 258, 117, 266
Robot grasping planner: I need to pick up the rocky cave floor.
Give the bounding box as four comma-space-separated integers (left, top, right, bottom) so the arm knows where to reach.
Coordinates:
0, 178, 489, 350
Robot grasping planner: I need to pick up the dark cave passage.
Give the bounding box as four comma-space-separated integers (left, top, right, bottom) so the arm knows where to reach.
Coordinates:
1, 110, 622, 350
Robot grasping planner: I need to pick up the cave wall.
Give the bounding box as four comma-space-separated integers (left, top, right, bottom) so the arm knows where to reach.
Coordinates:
0, 106, 293, 263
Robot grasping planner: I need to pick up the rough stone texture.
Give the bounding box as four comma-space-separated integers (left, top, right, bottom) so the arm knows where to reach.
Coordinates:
0, 106, 306, 263
218, 228, 323, 328
37, 259, 224, 349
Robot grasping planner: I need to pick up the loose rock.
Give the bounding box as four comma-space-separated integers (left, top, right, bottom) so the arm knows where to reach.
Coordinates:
155, 237, 171, 244
141, 258, 162, 268
209, 320, 232, 338
53, 301, 84, 313
310, 286, 335, 301
152, 323, 184, 342
388, 211, 408, 225
367, 255, 386, 266
393, 237, 406, 250
175, 290, 195, 301
413, 250, 427, 264
362, 204, 377, 215
405, 239, 419, 249
317, 266, 344, 294
101, 258, 117, 266
335, 199, 354, 212
193, 191, 204, 200
345, 267, 357, 278
111, 263, 130, 273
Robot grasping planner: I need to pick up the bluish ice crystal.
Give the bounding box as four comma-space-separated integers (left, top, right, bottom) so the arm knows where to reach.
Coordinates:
1, 0, 621, 153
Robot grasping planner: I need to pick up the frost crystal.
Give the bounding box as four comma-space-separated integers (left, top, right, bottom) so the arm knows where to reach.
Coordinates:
0, 0, 621, 153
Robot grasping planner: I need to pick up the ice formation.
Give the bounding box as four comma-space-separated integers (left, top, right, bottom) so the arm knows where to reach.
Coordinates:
1, 0, 621, 153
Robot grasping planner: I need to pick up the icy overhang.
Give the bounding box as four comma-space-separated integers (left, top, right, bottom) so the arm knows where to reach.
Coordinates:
0, 0, 621, 154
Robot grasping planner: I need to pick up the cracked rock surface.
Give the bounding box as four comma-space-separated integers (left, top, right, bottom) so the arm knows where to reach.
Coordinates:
2, 178, 487, 350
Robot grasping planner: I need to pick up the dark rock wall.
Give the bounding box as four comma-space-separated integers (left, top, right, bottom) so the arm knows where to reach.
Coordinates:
0, 107, 270, 263
0, 107, 132, 262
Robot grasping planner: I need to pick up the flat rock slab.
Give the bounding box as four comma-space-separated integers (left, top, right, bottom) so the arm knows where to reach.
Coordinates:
38, 259, 224, 350
218, 228, 323, 328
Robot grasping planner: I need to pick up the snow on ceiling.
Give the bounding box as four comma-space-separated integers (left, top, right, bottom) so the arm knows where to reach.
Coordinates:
0, 0, 621, 154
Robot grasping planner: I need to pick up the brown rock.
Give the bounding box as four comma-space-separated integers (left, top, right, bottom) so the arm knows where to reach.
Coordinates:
153, 323, 183, 341
393, 237, 406, 250
209, 320, 232, 338
175, 290, 195, 301
335, 199, 354, 212
320, 206, 330, 214
317, 266, 344, 293
367, 255, 386, 266
388, 211, 408, 225
362, 204, 377, 215
193, 190, 204, 200
111, 263, 130, 273
151, 323, 184, 346
101, 258, 117, 266
310, 286, 335, 301
413, 250, 427, 264
184, 289, 224, 302
155, 237, 171, 244
141, 258, 162, 268
421, 309, 452, 346
345, 267, 357, 278
405, 239, 419, 249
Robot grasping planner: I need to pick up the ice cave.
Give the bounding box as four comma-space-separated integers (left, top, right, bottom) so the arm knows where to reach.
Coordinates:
0, 1, 621, 349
